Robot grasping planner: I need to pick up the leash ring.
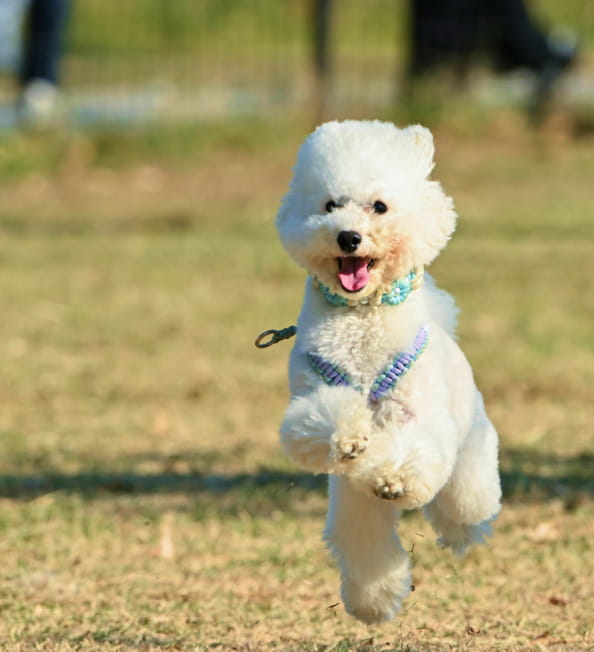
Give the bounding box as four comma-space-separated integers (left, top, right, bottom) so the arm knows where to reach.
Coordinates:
255, 325, 297, 349
255, 329, 279, 348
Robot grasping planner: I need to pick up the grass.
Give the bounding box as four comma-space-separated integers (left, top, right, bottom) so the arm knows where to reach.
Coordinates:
0, 117, 593, 651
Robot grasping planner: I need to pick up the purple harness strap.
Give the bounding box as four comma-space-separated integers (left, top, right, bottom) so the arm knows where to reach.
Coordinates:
308, 326, 429, 403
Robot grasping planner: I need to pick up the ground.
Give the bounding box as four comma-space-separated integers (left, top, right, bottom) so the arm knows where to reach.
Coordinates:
0, 117, 592, 651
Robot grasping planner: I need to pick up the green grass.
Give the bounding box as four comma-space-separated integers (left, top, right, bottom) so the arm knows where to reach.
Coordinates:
0, 119, 593, 650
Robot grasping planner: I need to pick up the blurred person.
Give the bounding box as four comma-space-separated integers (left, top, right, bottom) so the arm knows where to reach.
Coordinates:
0, 0, 69, 124
408, 0, 577, 113
19, 0, 70, 124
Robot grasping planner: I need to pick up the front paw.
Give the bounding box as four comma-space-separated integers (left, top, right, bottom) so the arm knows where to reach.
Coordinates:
372, 463, 433, 509
332, 430, 368, 462
330, 412, 371, 466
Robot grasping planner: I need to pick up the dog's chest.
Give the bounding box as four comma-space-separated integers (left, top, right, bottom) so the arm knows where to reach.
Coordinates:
311, 309, 413, 388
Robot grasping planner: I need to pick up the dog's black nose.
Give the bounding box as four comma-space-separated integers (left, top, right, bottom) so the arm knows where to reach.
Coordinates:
337, 231, 362, 254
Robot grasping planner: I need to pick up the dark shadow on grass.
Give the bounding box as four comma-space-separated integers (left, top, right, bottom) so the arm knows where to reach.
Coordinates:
500, 448, 594, 505
0, 449, 591, 510
0, 468, 330, 519
0, 468, 327, 497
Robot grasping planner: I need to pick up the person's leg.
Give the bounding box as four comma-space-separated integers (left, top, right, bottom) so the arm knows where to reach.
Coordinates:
408, 0, 480, 79
484, 0, 572, 73
481, 0, 577, 116
20, 0, 69, 86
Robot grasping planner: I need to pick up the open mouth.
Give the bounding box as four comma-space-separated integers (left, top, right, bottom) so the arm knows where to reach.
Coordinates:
337, 257, 376, 292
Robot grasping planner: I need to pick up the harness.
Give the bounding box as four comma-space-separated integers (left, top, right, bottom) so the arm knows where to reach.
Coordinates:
255, 269, 429, 401
308, 325, 429, 403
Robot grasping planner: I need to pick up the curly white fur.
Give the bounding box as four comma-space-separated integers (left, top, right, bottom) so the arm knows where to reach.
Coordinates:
275, 120, 501, 624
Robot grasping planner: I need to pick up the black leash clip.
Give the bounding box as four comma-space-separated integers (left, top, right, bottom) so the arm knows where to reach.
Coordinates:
254, 325, 297, 349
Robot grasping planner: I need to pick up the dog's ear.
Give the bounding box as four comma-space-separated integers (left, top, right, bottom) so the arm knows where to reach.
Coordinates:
403, 125, 435, 178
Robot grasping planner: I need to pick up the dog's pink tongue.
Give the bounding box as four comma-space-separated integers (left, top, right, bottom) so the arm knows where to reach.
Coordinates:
338, 257, 369, 292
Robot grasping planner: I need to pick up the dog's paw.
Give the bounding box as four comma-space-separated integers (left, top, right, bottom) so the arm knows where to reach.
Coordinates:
341, 567, 411, 624
372, 463, 433, 509
332, 431, 368, 462
373, 475, 405, 500
433, 519, 494, 557
330, 410, 371, 466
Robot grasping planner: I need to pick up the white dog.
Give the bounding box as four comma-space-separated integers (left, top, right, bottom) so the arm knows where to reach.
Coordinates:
275, 120, 501, 624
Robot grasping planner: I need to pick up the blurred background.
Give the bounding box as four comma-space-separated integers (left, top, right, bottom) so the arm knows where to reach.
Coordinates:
0, 0, 592, 127
0, 2, 593, 650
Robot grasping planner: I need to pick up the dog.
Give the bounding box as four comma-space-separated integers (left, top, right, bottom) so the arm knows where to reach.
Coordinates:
275, 120, 501, 624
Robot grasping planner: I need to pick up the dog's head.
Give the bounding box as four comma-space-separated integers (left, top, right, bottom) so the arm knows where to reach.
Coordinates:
276, 120, 456, 298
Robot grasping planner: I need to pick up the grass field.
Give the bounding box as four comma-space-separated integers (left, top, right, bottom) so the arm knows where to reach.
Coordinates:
0, 117, 593, 651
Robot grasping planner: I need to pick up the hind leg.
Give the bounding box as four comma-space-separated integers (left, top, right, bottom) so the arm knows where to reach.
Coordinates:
324, 475, 411, 624
424, 391, 501, 555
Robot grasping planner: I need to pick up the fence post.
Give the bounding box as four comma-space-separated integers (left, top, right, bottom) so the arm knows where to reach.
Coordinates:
312, 0, 332, 122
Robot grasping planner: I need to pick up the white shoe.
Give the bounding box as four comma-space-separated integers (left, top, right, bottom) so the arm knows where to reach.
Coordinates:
19, 78, 61, 126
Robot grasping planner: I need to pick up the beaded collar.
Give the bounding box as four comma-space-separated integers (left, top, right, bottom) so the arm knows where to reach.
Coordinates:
253, 268, 423, 349
314, 268, 423, 308
308, 326, 429, 403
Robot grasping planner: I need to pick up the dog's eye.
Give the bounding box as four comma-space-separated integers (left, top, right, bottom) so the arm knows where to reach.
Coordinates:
372, 200, 388, 214
325, 200, 338, 213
